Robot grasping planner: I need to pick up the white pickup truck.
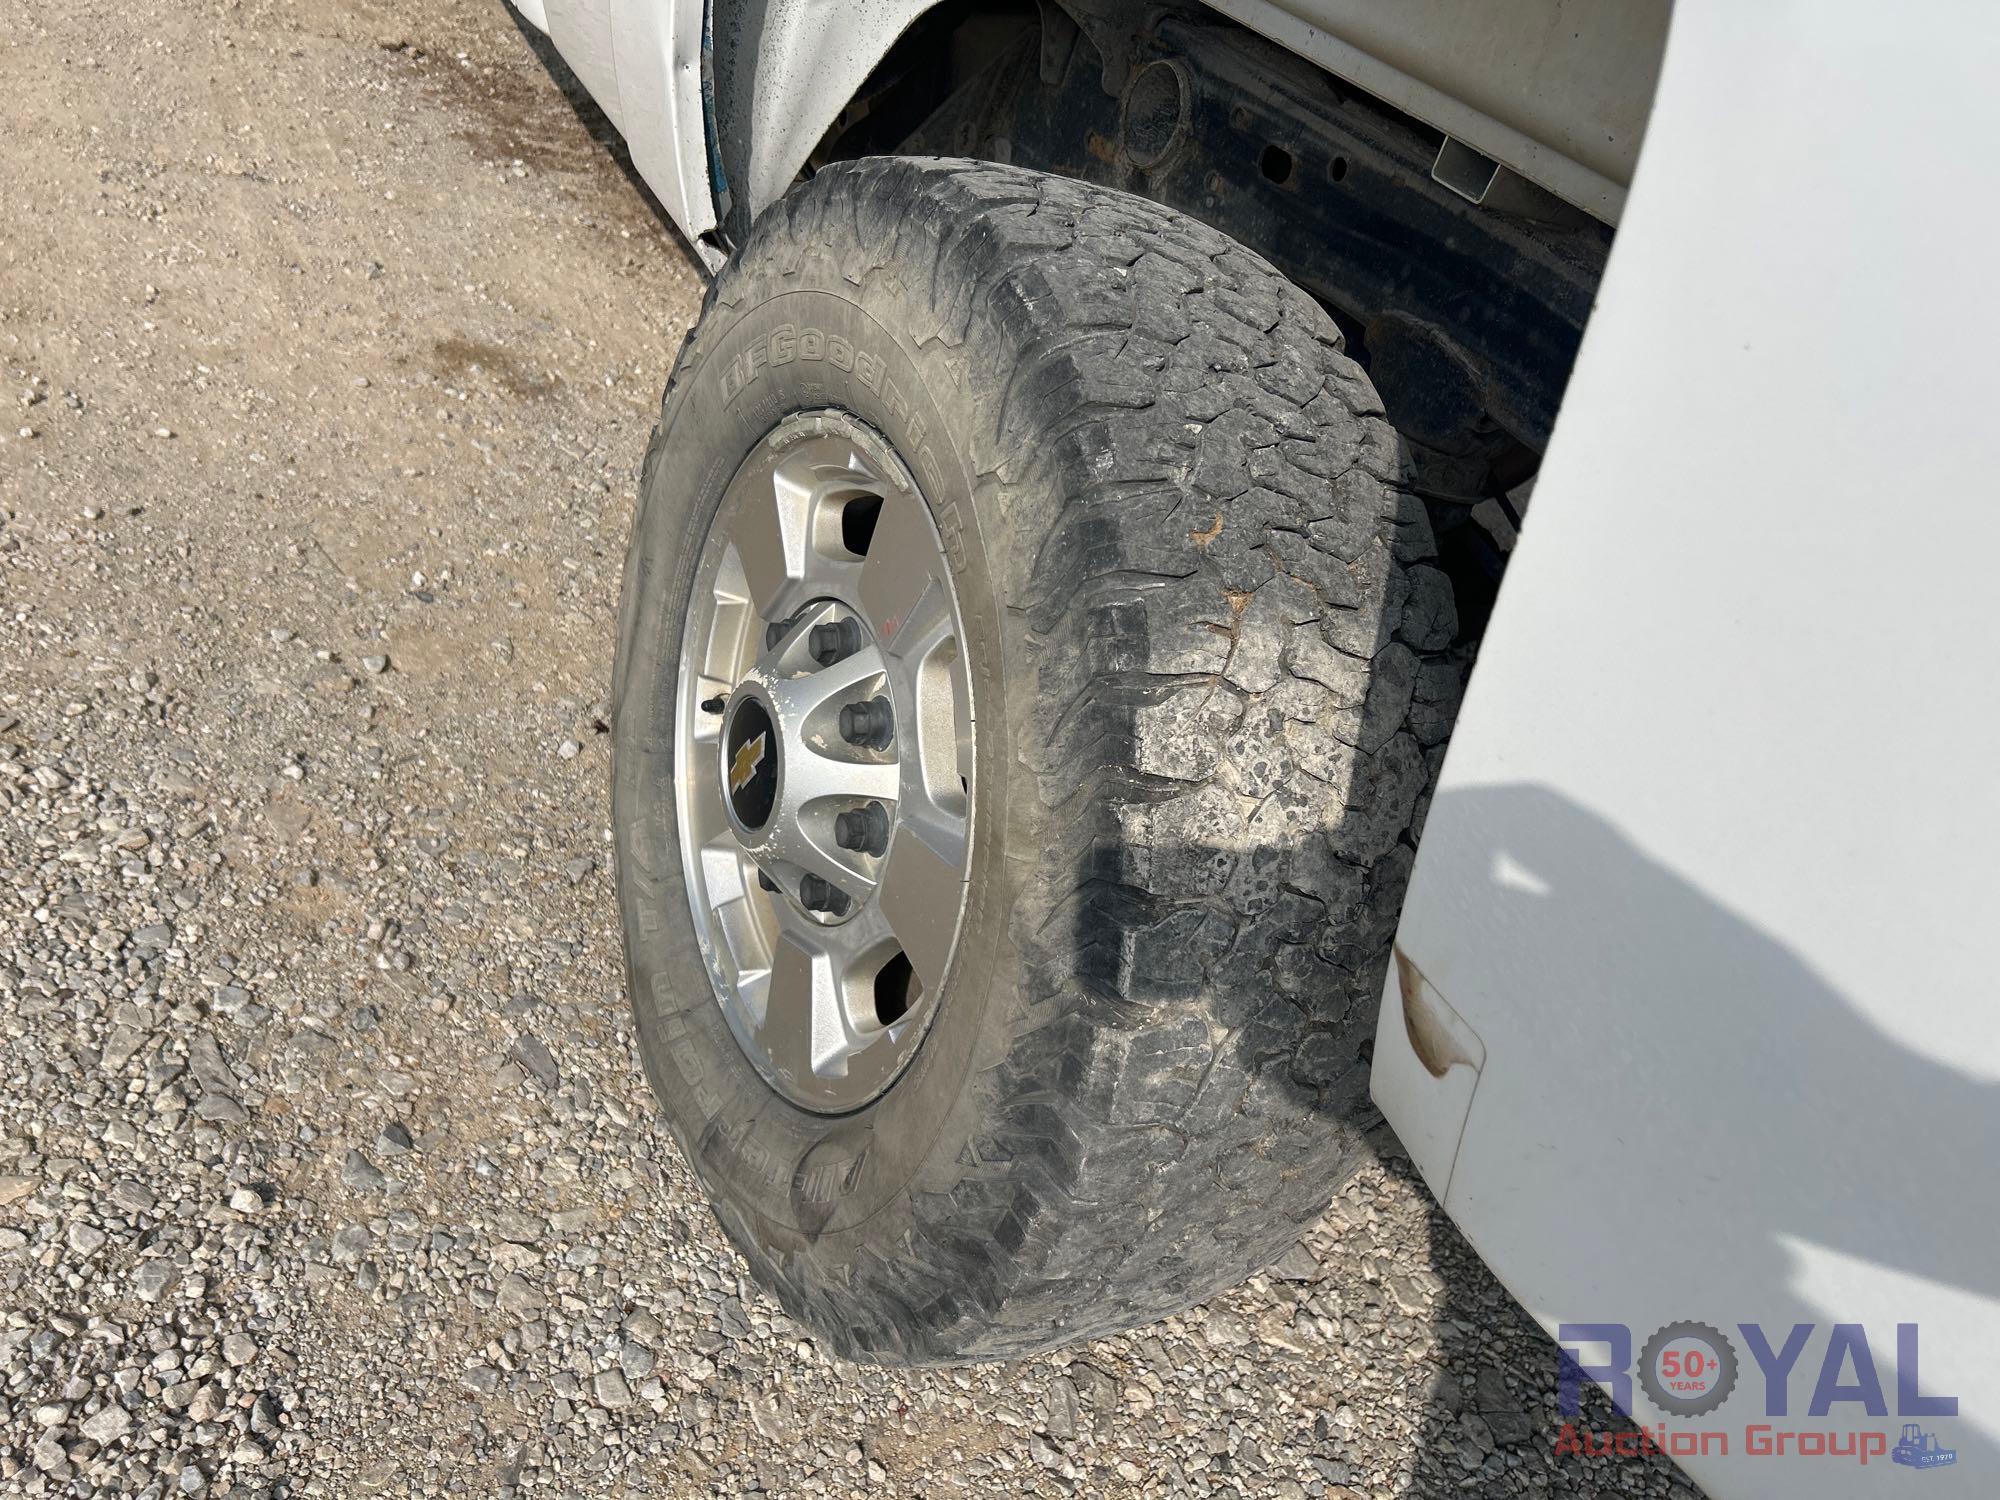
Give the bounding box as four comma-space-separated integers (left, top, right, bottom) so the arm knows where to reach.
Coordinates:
521, 1, 1999, 1494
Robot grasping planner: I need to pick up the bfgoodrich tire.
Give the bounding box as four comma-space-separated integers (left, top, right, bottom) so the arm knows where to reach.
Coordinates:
612, 158, 1461, 1361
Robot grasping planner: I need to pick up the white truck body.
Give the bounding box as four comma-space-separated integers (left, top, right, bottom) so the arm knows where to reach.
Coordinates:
1373, 5, 2000, 1495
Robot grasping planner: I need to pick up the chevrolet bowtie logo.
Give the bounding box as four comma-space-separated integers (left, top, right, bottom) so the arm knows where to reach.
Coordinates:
730, 731, 768, 795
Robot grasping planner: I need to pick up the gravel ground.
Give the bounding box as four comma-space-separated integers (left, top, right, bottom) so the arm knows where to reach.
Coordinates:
0, 0, 1691, 1495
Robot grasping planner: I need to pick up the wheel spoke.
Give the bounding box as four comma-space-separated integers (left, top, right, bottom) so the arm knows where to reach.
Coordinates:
730, 463, 817, 618
767, 643, 889, 723
886, 576, 954, 668
793, 741, 901, 807
681, 718, 734, 878
697, 831, 779, 1030
758, 931, 851, 1086
698, 830, 752, 905
856, 493, 946, 649
876, 828, 965, 996
782, 817, 883, 900
899, 796, 968, 874
884, 576, 970, 879
696, 547, 755, 688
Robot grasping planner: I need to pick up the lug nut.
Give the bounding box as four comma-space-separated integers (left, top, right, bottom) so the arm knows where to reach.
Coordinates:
798, 873, 850, 916
756, 870, 779, 894
809, 617, 862, 666
764, 614, 797, 650
839, 695, 894, 750
835, 801, 891, 856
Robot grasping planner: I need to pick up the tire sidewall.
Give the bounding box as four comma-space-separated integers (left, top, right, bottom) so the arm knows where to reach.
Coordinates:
614, 281, 1013, 1259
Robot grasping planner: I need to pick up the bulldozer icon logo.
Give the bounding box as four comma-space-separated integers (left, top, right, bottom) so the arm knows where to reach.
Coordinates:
1892, 1423, 1957, 1470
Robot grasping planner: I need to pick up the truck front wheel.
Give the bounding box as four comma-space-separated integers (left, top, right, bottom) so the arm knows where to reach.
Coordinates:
612, 158, 1457, 1360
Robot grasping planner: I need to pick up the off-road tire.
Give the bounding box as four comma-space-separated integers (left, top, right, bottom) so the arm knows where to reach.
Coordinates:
612, 157, 1461, 1361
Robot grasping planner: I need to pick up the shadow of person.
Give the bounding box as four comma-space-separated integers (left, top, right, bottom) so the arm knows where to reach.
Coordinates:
1365, 782, 1998, 1497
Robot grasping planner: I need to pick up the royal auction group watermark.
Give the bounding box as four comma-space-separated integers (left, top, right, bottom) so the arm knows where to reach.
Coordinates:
1554, 1321, 1960, 1470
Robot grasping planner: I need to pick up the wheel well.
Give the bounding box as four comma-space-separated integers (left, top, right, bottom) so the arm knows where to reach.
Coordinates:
796, 0, 1602, 645
801, 0, 1042, 173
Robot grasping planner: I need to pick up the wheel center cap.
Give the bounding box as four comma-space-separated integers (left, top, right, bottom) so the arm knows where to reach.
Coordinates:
723, 693, 779, 832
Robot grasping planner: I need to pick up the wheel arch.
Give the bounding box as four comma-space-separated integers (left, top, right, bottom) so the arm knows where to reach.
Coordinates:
708, 0, 1037, 241
531, 0, 971, 265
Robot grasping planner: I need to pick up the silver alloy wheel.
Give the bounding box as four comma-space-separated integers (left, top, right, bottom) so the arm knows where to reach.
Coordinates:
673, 410, 975, 1112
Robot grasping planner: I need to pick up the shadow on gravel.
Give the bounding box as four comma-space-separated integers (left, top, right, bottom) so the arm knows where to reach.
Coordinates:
1369, 1147, 1673, 1497
1267, 783, 1998, 1495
